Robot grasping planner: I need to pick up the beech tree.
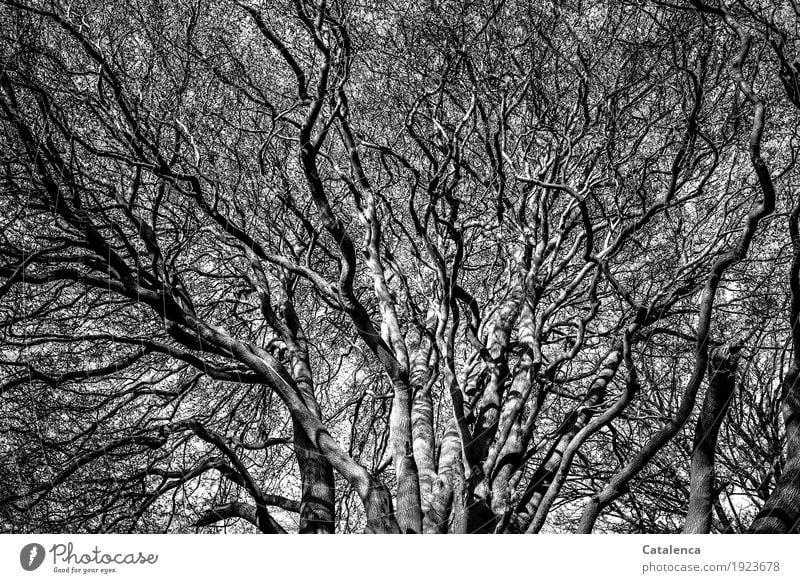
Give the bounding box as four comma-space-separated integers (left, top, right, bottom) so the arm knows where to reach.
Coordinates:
1, 0, 800, 534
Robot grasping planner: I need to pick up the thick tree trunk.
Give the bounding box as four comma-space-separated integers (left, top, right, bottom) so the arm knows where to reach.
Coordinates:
410, 336, 437, 529
749, 466, 800, 532
451, 454, 469, 534
292, 420, 336, 533
283, 300, 336, 533
749, 363, 800, 532
684, 344, 741, 534
485, 304, 536, 522
472, 284, 523, 462
426, 419, 459, 533
395, 441, 423, 533
464, 283, 525, 533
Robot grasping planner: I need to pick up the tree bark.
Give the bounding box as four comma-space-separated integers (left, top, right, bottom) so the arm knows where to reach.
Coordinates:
684, 343, 741, 534
750, 200, 800, 533
426, 419, 459, 533
410, 336, 437, 525
512, 347, 622, 532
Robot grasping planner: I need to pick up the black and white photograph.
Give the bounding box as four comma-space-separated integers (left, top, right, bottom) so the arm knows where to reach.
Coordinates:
1, 0, 799, 578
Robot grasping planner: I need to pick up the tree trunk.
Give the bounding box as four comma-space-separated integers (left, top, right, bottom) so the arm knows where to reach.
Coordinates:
749, 365, 800, 533
426, 419, 459, 533
512, 348, 622, 532
411, 345, 437, 521
292, 419, 336, 533
684, 343, 741, 534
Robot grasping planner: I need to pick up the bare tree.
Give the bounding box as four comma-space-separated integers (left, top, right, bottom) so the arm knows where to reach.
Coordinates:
1, 0, 799, 534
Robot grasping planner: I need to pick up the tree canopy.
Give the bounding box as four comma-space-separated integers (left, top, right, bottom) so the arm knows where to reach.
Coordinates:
2, 0, 800, 534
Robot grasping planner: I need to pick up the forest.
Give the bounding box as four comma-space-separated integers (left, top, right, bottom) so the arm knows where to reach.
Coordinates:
1, 0, 800, 534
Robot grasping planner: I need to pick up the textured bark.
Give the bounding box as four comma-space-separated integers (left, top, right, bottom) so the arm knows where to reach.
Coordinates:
472, 283, 524, 462
287, 332, 335, 533
390, 374, 423, 533
684, 344, 741, 534
395, 443, 423, 533
410, 337, 437, 521
412, 370, 436, 508
292, 421, 336, 534
527, 341, 636, 534
451, 453, 469, 534
425, 419, 459, 533
749, 358, 800, 532
255, 271, 336, 534
750, 464, 800, 533
485, 303, 537, 521
425, 478, 454, 534
199, 329, 400, 533
512, 348, 623, 532
339, 106, 422, 533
